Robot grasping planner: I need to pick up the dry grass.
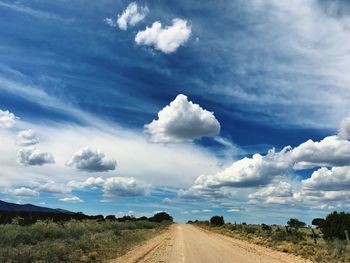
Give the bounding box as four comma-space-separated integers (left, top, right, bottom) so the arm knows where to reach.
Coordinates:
194, 222, 350, 263
0, 219, 171, 263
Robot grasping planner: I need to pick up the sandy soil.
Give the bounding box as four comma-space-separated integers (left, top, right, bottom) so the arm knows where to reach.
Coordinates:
110, 224, 312, 263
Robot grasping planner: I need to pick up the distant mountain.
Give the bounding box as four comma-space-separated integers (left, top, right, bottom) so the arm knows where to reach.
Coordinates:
0, 200, 72, 213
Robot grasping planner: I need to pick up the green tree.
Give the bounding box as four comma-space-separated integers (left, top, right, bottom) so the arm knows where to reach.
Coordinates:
150, 212, 173, 223
311, 218, 324, 228
320, 211, 350, 240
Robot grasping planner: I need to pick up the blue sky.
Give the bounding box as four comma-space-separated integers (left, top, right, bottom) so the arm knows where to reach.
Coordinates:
1, 0, 350, 224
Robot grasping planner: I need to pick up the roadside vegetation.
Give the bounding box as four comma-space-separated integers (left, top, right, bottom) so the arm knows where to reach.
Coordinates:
190, 211, 350, 263
0, 211, 173, 263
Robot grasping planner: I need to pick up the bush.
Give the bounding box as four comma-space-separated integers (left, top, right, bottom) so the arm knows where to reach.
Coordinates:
261, 223, 272, 231
320, 211, 350, 240
244, 225, 257, 234
287, 218, 306, 228
271, 228, 306, 243
210, 216, 224, 226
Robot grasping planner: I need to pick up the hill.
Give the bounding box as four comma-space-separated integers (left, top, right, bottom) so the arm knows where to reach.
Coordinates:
0, 200, 71, 213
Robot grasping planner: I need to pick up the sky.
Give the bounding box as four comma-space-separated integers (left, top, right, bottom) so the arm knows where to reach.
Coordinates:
1, 0, 350, 224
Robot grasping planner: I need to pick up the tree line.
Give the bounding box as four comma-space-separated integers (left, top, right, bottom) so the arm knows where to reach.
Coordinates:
0, 211, 173, 226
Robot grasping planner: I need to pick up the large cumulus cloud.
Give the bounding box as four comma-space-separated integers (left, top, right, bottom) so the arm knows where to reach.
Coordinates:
291, 136, 350, 169
145, 94, 220, 143
181, 131, 350, 209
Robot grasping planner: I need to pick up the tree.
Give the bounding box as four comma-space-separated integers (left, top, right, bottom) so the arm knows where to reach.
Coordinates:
311, 218, 325, 228
210, 215, 224, 226
150, 212, 173, 223
287, 218, 306, 228
319, 211, 350, 240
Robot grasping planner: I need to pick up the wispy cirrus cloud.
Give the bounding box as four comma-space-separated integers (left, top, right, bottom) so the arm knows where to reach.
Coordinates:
0, 1, 68, 22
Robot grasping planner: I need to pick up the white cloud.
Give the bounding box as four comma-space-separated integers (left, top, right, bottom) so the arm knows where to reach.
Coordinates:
35, 181, 70, 194
17, 148, 55, 166
67, 177, 105, 189
115, 2, 148, 30
182, 147, 292, 199
339, 117, 350, 140
0, 123, 220, 191
10, 187, 39, 197
0, 109, 17, 128
135, 19, 191, 53
66, 147, 116, 172
301, 166, 350, 191
291, 136, 350, 169
145, 94, 220, 143
181, 133, 350, 201
102, 177, 149, 200
104, 17, 117, 27
59, 196, 83, 203
293, 188, 350, 210
16, 129, 39, 146
248, 181, 294, 205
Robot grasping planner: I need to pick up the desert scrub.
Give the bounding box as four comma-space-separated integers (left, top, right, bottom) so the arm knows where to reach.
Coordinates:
193, 222, 350, 262
0, 219, 170, 263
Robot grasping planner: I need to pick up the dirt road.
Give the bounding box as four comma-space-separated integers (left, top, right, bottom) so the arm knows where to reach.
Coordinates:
111, 224, 311, 263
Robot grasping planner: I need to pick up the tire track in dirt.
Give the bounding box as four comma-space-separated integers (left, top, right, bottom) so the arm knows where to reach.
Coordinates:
109, 224, 312, 263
